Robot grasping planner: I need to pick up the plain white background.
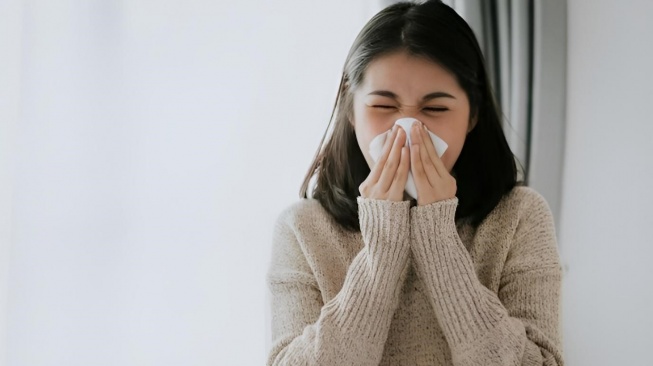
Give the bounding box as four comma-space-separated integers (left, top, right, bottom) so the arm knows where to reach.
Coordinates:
0, 0, 652, 365
0, 1, 381, 365
560, 1, 653, 364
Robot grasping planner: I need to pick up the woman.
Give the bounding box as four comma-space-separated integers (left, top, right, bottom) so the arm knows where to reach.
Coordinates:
266, 1, 563, 365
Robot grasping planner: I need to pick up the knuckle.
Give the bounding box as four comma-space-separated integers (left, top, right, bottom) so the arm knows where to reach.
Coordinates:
370, 187, 380, 198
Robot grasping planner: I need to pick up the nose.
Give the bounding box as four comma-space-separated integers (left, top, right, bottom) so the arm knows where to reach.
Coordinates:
397, 105, 422, 119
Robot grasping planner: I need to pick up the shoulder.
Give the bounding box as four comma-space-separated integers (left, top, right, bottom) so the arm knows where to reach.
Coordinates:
478, 185, 555, 234
268, 198, 354, 283
494, 185, 553, 219
274, 198, 336, 233
268, 199, 329, 286
272, 198, 351, 250
490, 187, 561, 274
499, 186, 550, 213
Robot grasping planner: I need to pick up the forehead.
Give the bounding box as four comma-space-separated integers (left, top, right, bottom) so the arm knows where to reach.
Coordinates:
361, 51, 461, 92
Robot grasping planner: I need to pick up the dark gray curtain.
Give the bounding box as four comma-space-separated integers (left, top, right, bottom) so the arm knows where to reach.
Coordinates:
453, 0, 566, 225
454, 0, 534, 179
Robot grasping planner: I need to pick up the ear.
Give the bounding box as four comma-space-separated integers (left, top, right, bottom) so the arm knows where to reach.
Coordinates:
467, 113, 478, 134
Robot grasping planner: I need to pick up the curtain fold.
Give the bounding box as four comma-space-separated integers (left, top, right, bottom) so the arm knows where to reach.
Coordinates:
457, 0, 533, 180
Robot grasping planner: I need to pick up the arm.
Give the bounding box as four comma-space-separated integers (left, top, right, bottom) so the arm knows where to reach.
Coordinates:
409, 194, 564, 366
266, 197, 411, 366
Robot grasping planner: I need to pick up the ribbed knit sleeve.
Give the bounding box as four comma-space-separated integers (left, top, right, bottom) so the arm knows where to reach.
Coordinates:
409, 194, 564, 365
266, 197, 411, 366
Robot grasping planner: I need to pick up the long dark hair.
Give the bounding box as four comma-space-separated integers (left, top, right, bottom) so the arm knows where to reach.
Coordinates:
299, 0, 518, 232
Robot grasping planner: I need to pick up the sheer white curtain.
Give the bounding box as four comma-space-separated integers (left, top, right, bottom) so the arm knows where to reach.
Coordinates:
0, 1, 375, 364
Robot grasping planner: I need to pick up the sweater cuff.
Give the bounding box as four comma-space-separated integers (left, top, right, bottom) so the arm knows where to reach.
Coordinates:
357, 196, 410, 259
409, 197, 458, 233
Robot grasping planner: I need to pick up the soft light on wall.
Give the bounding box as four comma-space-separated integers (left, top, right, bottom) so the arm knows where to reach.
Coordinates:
0, 0, 380, 364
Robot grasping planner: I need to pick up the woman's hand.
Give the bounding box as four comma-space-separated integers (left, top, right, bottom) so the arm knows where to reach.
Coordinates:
359, 126, 410, 202
409, 122, 457, 206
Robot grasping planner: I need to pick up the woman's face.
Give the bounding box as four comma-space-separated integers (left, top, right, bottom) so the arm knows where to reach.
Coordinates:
351, 50, 474, 173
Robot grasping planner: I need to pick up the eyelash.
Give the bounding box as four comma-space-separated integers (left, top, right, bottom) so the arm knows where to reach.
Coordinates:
372, 105, 448, 112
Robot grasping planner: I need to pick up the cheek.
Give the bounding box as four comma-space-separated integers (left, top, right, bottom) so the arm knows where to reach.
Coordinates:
353, 123, 394, 170
354, 112, 392, 148
353, 122, 375, 168
355, 128, 372, 156
355, 124, 388, 163
430, 122, 469, 171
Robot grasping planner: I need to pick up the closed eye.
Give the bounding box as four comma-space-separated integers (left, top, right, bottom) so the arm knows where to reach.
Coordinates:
372, 105, 448, 112
424, 107, 448, 112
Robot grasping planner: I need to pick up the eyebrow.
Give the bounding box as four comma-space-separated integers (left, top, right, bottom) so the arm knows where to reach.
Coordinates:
367, 90, 456, 101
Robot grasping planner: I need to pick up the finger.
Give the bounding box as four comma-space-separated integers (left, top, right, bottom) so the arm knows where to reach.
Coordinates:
368, 126, 397, 184
410, 141, 433, 192
420, 123, 447, 176
413, 124, 439, 185
418, 132, 439, 183
378, 127, 406, 193
389, 146, 410, 199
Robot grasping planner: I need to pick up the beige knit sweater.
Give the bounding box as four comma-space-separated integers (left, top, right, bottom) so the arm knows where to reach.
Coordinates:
266, 186, 563, 365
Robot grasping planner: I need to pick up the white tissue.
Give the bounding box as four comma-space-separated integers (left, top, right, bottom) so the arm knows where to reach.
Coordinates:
368, 117, 448, 199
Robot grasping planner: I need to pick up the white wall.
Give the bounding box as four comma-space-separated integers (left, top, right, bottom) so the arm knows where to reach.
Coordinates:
560, 1, 653, 365
0, 1, 22, 364
0, 1, 379, 365
5, 1, 652, 365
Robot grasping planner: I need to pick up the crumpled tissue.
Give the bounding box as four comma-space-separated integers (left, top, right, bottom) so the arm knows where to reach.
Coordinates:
368, 117, 448, 199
